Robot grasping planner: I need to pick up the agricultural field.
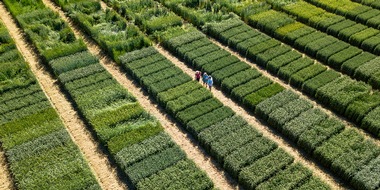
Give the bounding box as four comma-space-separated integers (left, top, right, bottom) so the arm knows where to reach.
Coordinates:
0, 0, 380, 189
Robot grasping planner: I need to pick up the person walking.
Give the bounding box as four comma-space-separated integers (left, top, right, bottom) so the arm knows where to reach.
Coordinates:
207, 76, 213, 91
195, 70, 201, 82
202, 72, 208, 86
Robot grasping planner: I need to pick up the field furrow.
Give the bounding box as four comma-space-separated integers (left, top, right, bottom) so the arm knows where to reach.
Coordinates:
42, 0, 238, 188
0, 2, 101, 189
2, 0, 215, 189
0, 3, 126, 189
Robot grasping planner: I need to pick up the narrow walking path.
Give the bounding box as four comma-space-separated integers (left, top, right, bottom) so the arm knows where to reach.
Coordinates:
0, 2, 126, 190
0, 149, 13, 190
42, 0, 238, 189
155, 45, 348, 190
208, 37, 380, 146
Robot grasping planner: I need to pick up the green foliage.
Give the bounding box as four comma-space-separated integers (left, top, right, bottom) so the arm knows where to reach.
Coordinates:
186, 49, 229, 69
278, 57, 314, 82
107, 122, 163, 155
354, 57, 380, 82
246, 39, 281, 61
231, 76, 272, 101
337, 24, 368, 41
63, 71, 112, 92
141, 67, 182, 86
201, 55, 239, 73
6, 129, 70, 163
351, 155, 380, 190
119, 46, 158, 64
211, 62, 250, 85
314, 129, 364, 167
255, 90, 299, 121
267, 98, 313, 130
249, 10, 295, 35
165, 31, 206, 51
149, 73, 192, 96
0, 91, 46, 115
187, 106, 235, 136
219, 24, 251, 44
166, 88, 212, 114
304, 36, 338, 57
341, 52, 376, 76
283, 26, 315, 45
236, 35, 271, 56
176, 38, 210, 58
132, 60, 172, 79
157, 81, 201, 106
361, 106, 380, 137
210, 125, 261, 163
123, 53, 166, 74
296, 176, 331, 190
255, 45, 292, 67
266, 50, 302, 74
49, 51, 98, 75
256, 163, 312, 190
137, 159, 213, 190
349, 27, 379, 46
302, 70, 341, 96
1, 100, 51, 125
327, 46, 362, 69
224, 137, 277, 178
331, 139, 380, 181
243, 83, 285, 110
239, 148, 294, 190
361, 35, 380, 52
326, 20, 356, 36
298, 118, 344, 154
58, 63, 105, 83
345, 92, 380, 124
125, 146, 185, 185
290, 64, 327, 88
176, 98, 223, 124
221, 69, 261, 93
316, 41, 350, 63
198, 116, 247, 151
115, 132, 174, 169
294, 31, 326, 51
282, 108, 328, 142
0, 84, 40, 104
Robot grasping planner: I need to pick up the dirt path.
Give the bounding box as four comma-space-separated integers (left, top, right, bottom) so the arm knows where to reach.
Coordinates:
155, 46, 349, 189
42, 0, 238, 189
209, 37, 380, 146
0, 148, 13, 190
0, 2, 126, 190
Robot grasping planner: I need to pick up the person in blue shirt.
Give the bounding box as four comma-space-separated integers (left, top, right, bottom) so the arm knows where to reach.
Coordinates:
207, 76, 213, 91
202, 72, 208, 87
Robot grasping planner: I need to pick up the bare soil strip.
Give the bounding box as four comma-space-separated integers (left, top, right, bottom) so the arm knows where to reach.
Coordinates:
209, 38, 380, 146
0, 2, 126, 190
0, 148, 13, 190
42, 0, 238, 189
155, 46, 348, 190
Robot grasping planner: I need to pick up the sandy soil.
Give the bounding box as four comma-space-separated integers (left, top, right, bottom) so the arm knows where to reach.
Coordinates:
42, 0, 238, 189
155, 45, 349, 190
0, 2, 126, 190
0, 148, 14, 190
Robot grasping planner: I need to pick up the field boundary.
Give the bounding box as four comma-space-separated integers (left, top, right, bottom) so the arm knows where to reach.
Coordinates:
0, 2, 126, 189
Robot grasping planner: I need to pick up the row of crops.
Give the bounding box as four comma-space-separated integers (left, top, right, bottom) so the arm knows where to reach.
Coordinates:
354, 0, 380, 10
55, 0, 334, 189
161, 28, 380, 189
305, 0, 380, 29
1, 0, 215, 189
56, 0, 380, 189
158, 0, 380, 139
0, 20, 100, 189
